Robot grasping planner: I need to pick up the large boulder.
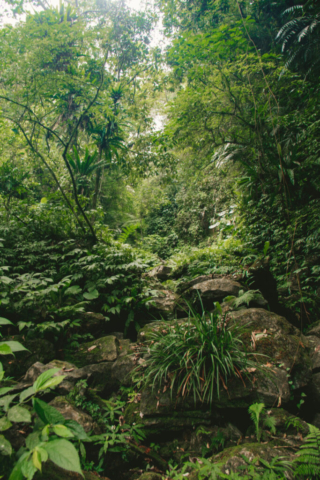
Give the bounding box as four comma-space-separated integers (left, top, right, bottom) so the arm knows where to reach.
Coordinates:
72, 335, 119, 367
34, 462, 110, 479
227, 309, 312, 391
145, 265, 172, 281
75, 311, 110, 338
137, 309, 311, 410
148, 289, 180, 320
186, 276, 243, 310
305, 335, 320, 371
49, 396, 99, 433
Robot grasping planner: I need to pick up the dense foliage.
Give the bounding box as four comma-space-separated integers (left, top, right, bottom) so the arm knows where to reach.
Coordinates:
1, 0, 320, 478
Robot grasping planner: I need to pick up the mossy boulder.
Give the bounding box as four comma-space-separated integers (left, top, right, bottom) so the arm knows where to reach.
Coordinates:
15, 360, 115, 396
72, 335, 119, 367
49, 396, 100, 433
34, 462, 110, 479
186, 276, 243, 310
137, 474, 163, 480
148, 289, 180, 320
228, 308, 312, 390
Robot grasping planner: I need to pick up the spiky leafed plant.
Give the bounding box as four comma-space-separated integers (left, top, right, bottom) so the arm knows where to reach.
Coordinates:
138, 302, 259, 406
277, 1, 320, 78
67, 146, 105, 196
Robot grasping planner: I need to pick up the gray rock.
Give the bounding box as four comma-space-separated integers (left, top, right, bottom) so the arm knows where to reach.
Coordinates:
15, 360, 115, 395
309, 372, 320, 404
49, 396, 99, 433
188, 277, 242, 307
72, 335, 119, 367
208, 443, 295, 479
228, 308, 312, 390
145, 265, 172, 281
148, 289, 180, 320
305, 335, 320, 371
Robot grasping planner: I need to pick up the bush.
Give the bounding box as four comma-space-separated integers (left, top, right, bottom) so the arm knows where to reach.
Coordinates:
139, 303, 257, 405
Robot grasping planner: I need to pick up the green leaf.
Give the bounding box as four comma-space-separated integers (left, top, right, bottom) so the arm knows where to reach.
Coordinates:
64, 420, 89, 441
0, 387, 13, 397
83, 289, 99, 300
65, 285, 82, 296
37, 447, 48, 463
0, 394, 18, 412
40, 197, 48, 204
0, 341, 27, 353
26, 431, 42, 450
35, 375, 66, 393
32, 450, 42, 471
0, 344, 13, 356
33, 368, 61, 392
21, 458, 37, 479
0, 317, 13, 326
52, 424, 74, 438
33, 398, 65, 425
19, 386, 35, 403
8, 405, 32, 423
44, 439, 83, 476
0, 416, 12, 432
0, 434, 12, 455
8, 462, 24, 480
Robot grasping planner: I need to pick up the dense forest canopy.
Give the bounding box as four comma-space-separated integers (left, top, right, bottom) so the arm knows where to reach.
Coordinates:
1, 0, 320, 479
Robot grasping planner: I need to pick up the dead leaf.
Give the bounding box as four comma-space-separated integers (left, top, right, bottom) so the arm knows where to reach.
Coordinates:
277, 396, 282, 407
88, 345, 97, 352
64, 368, 74, 372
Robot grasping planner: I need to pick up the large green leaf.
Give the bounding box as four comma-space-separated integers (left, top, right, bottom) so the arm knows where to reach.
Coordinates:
65, 285, 82, 295
33, 398, 65, 425
8, 462, 24, 480
0, 341, 28, 353
33, 368, 60, 392
8, 405, 32, 423
44, 438, 83, 476
0, 344, 13, 355
83, 289, 99, 300
0, 416, 12, 432
52, 424, 74, 438
0, 434, 12, 455
0, 317, 13, 326
0, 393, 18, 412
0, 387, 13, 397
64, 419, 89, 441
19, 385, 35, 403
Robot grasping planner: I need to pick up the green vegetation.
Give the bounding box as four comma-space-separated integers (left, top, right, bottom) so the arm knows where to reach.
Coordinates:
0, 0, 320, 478
138, 303, 257, 404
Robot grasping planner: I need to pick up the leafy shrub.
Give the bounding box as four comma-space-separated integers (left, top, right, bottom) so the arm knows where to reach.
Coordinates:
139, 303, 257, 405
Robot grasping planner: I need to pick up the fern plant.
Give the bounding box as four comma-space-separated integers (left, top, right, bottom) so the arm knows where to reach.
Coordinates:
224, 290, 265, 309
248, 403, 276, 442
294, 424, 320, 478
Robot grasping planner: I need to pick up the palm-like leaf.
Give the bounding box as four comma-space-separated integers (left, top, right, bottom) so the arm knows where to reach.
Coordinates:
277, 2, 320, 78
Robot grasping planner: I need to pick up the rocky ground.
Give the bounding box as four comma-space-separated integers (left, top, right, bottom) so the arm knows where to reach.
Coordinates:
3, 264, 320, 480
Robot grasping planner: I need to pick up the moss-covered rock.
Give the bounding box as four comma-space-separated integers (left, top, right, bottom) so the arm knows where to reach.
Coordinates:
228, 308, 312, 390
136, 474, 163, 480
148, 289, 180, 320
72, 335, 119, 367
49, 396, 100, 433
34, 461, 111, 479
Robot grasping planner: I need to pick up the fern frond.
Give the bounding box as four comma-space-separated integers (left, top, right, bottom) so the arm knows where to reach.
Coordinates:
118, 224, 140, 244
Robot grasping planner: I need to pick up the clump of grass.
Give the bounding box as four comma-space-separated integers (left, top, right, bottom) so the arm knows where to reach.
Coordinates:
139, 302, 258, 405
